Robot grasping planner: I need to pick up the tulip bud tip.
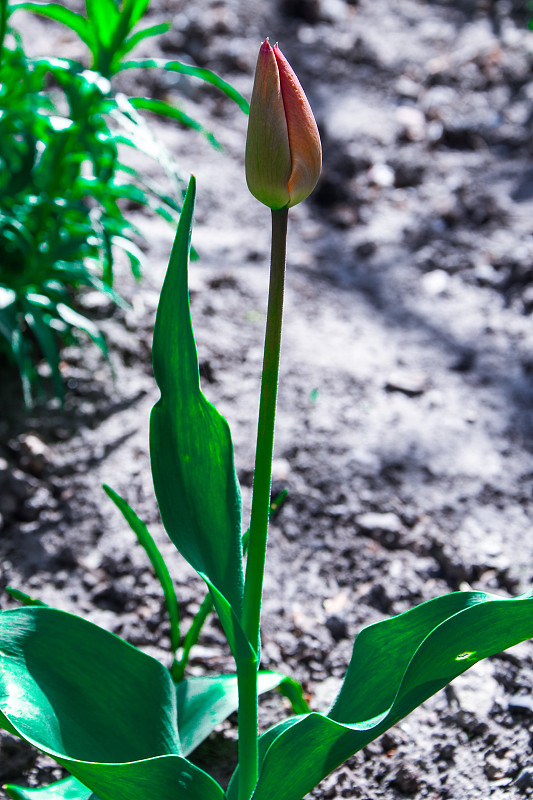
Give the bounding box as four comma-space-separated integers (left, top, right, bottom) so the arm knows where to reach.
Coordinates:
246, 39, 322, 209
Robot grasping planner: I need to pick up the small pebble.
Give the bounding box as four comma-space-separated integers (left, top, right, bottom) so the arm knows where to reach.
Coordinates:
356, 512, 402, 534
385, 370, 428, 397
391, 764, 419, 795
325, 614, 348, 641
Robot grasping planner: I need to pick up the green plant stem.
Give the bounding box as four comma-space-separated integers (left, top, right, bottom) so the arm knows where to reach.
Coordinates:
237, 655, 260, 800
243, 207, 288, 645
238, 207, 288, 800
171, 493, 287, 683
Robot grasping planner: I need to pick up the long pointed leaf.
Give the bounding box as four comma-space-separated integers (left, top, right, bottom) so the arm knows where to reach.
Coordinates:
227, 589, 533, 800
129, 96, 222, 150
10, 2, 93, 49
118, 58, 250, 113
5, 586, 47, 606
21, 300, 64, 400
54, 303, 108, 356
118, 22, 171, 58
102, 484, 180, 656
85, 0, 119, 48
149, 177, 251, 661
123, 0, 150, 29
123, 0, 150, 28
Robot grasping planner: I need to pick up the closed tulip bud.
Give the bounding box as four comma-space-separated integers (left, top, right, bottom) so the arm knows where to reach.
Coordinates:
245, 39, 322, 210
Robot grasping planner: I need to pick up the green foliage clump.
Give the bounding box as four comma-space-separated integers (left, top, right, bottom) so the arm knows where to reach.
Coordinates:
0, 0, 248, 406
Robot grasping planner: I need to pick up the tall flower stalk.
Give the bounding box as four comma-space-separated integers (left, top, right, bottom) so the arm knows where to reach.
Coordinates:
238, 38, 322, 800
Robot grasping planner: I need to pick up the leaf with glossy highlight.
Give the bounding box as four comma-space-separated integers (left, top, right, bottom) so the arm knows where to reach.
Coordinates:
85, 0, 119, 49
227, 589, 533, 800
5, 671, 299, 800
0, 607, 224, 800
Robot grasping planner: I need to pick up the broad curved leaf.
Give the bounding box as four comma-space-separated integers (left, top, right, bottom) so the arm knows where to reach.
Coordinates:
5, 761, 223, 800
5, 671, 296, 800
150, 177, 251, 661
0, 607, 224, 800
227, 590, 533, 800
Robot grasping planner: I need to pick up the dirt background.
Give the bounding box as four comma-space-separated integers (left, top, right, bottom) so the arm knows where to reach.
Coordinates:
3, 0, 533, 797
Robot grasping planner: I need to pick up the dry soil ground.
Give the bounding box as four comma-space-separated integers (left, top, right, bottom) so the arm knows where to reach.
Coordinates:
3, 0, 533, 797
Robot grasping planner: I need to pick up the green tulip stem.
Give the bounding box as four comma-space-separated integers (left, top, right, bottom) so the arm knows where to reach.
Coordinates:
172, 492, 286, 684
244, 206, 288, 648
238, 207, 288, 800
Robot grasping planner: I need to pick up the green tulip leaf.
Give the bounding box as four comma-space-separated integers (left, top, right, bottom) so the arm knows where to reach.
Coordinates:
275, 675, 310, 716
177, 671, 296, 756
5, 671, 297, 800
6, 762, 222, 800
45, 758, 223, 800
6, 775, 98, 800
0, 607, 224, 800
5, 586, 47, 606
150, 177, 251, 662
102, 484, 180, 656
227, 589, 533, 800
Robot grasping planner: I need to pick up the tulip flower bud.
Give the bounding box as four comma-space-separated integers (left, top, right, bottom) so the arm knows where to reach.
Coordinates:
245, 39, 322, 209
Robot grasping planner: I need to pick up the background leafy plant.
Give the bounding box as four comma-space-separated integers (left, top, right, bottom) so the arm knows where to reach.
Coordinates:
0, 0, 248, 405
